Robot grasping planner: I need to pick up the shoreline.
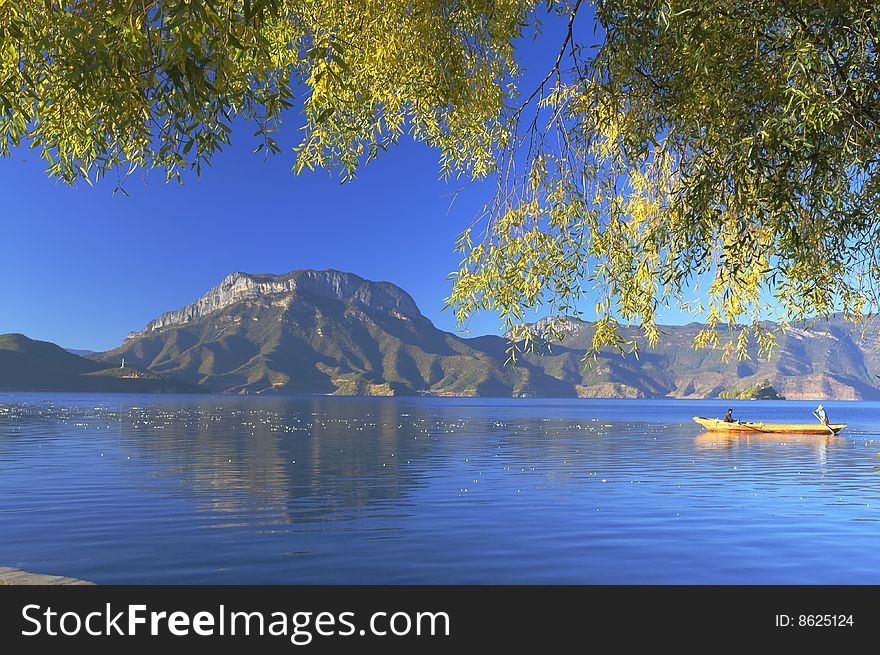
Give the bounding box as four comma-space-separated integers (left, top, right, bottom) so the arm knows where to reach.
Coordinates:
0, 567, 93, 586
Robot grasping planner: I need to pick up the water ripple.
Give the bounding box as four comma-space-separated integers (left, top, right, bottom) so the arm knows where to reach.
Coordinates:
1, 394, 879, 583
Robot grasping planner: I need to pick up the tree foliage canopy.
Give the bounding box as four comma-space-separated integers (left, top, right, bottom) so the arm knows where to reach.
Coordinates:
2, 1, 879, 358
0, 0, 531, 184
449, 0, 880, 361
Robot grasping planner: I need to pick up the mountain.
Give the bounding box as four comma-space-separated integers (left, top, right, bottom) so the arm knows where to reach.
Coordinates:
92, 269, 880, 399
0, 333, 197, 393
509, 315, 880, 400
65, 348, 96, 357
95, 270, 570, 396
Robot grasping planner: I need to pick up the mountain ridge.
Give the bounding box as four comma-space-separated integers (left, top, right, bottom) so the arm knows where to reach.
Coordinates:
4, 268, 879, 399
509, 314, 880, 400
129, 269, 421, 338
95, 269, 880, 400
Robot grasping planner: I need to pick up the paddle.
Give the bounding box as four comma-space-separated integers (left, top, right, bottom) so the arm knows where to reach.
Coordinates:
812, 411, 835, 435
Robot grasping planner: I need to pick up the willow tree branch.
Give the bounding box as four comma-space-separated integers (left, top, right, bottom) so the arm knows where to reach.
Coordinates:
517, 0, 584, 113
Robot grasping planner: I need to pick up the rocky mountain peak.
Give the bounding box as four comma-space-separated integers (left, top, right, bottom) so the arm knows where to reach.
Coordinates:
128, 269, 423, 337
506, 315, 590, 341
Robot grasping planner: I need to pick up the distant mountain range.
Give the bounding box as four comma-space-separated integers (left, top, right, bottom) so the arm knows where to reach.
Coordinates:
3, 269, 880, 399
64, 348, 96, 357
508, 315, 880, 400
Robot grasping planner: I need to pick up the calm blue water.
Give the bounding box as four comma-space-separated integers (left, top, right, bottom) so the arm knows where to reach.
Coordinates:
1, 393, 879, 584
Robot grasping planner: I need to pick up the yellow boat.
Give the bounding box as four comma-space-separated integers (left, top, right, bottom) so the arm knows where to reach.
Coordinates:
692, 416, 847, 435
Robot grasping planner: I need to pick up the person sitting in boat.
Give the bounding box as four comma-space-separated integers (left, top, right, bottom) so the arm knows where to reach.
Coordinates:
813, 404, 829, 426
723, 408, 735, 423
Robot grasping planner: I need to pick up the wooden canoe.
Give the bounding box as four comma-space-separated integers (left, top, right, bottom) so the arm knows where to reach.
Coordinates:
692, 416, 847, 435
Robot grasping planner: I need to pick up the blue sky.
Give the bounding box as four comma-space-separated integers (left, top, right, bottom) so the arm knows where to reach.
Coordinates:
0, 6, 698, 352
1, 131, 499, 350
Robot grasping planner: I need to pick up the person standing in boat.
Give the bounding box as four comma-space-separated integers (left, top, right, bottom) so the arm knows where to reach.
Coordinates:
813, 404, 830, 427
723, 408, 735, 422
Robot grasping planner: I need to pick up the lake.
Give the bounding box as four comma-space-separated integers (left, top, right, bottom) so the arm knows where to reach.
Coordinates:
1, 393, 879, 584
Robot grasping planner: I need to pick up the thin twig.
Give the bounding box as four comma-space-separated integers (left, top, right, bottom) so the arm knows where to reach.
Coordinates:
517, 0, 584, 113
